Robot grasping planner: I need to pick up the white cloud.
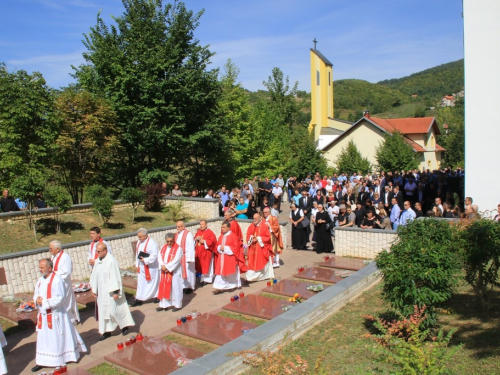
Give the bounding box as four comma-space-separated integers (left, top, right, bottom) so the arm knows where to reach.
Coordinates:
7, 51, 85, 89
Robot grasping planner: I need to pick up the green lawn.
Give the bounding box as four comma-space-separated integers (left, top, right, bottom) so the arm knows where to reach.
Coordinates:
0, 206, 175, 254
88, 363, 130, 375
244, 281, 500, 374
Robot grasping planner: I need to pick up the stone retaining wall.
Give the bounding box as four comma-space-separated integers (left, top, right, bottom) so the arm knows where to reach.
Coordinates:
334, 227, 397, 259
161, 197, 219, 220
0, 218, 288, 297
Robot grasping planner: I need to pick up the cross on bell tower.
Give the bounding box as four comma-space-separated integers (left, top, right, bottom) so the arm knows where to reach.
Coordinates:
313, 38, 318, 50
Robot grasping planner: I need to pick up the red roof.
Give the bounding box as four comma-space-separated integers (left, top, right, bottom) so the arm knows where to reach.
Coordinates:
435, 144, 446, 152
369, 117, 439, 135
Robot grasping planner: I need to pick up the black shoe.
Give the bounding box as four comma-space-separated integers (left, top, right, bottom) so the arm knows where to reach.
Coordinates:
122, 327, 129, 336
31, 365, 43, 372
183, 288, 193, 295
154, 298, 160, 303
98, 332, 111, 341
156, 307, 165, 312
172, 307, 182, 312
131, 300, 143, 307
200, 281, 206, 287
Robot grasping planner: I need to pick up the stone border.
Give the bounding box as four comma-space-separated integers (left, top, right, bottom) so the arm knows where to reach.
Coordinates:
171, 261, 380, 375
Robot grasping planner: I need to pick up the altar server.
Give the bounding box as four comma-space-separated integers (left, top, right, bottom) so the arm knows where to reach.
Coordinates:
263, 208, 284, 268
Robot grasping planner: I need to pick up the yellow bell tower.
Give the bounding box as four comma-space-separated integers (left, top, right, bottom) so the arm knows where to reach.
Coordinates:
309, 44, 334, 143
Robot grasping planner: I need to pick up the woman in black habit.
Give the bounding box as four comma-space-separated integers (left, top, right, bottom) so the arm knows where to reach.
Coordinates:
314, 203, 334, 253
289, 202, 307, 250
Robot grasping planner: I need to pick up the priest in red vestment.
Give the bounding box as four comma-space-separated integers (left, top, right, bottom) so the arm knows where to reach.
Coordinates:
245, 213, 274, 282
263, 208, 284, 268
213, 221, 247, 294
194, 220, 217, 285
224, 211, 243, 241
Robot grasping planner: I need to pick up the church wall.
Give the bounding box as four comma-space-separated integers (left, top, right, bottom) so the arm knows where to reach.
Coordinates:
0, 218, 288, 297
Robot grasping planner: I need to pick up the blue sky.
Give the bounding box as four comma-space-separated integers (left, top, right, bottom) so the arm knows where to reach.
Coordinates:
0, 0, 464, 91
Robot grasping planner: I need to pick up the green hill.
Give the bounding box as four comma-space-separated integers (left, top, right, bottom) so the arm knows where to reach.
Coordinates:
377, 59, 464, 99
334, 79, 408, 115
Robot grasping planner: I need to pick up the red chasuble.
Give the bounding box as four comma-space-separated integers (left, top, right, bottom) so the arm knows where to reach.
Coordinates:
246, 221, 272, 271
266, 215, 284, 254
194, 228, 217, 275
157, 243, 181, 301
230, 220, 243, 241
214, 232, 247, 276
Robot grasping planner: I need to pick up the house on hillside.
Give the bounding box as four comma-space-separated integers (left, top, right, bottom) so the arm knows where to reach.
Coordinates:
320, 113, 445, 171
440, 95, 455, 107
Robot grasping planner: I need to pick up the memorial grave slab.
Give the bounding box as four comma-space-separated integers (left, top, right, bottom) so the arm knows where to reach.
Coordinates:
74, 291, 95, 307
261, 279, 318, 300
294, 267, 343, 284
318, 256, 366, 271
121, 275, 138, 290
171, 313, 258, 346
222, 294, 295, 320
0, 293, 37, 328
105, 336, 204, 375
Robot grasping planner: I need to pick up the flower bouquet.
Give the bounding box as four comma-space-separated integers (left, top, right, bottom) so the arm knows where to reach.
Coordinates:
176, 357, 192, 367
306, 284, 324, 292
16, 300, 35, 313
73, 282, 91, 293
288, 293, 303, 303
281, 304, 293, 311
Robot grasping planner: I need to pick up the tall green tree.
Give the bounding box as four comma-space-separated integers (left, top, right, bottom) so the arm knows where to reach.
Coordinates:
335, 140, 371, 174
54, 87, 122, 203
0, 64, 57, 187
436, 98, 464, 167
375, 131, 419, 172
72, 0, 220, 187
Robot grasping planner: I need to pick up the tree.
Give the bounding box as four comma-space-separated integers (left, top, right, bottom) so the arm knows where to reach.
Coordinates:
436, 98, 464, 167
44, 185, 72, 233
286, 124, 327, 177
335, 140, 371, 175
0, 64, 57, 187
54, 87, 122, 203
120, 187, 144, 223
73, 0, 220, 187
375, 131, 419, 172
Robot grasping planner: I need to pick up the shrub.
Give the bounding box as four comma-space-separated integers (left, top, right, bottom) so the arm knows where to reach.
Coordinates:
164, 200, 188, 222
456, 219, 500, 311
87, 184, 114, 226
120, 187, 144, 223
142, 183, 163, 212
44, 185, 72, 233
376, 219, 460, 327
364, 305, 462, 374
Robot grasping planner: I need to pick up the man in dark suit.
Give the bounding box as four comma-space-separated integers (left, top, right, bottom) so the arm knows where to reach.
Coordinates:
298, 191, 312, 242
382, 186, 392, 211
392, 185, 404, 210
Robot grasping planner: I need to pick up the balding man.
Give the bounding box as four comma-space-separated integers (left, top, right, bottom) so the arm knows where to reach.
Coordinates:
132, 228, 159, 306
32, 259, 87, 373
49, 240, 79, 324
175, 221, 196, 293
157, 233, 183, 311
194, 220, 217, 286
263, 207, 283, 268
90, 242, 134, 340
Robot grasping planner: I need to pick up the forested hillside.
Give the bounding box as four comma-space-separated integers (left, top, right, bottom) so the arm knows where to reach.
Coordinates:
377, 59, 464, 99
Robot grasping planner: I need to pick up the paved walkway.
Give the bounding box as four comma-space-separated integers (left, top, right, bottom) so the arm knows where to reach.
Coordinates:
4, 204, 329, 374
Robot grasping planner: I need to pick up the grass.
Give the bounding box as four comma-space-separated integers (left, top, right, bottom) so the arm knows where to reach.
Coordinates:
245, 281, 500, 374
88, 362, 130, 375
373, 102, 426, 118
0, 317, 23, 336
0, 206, 174, 254
217, 311, 267, 326
163, 333, 219, 354
260, 293, 290, 301
123, 287, 137, 297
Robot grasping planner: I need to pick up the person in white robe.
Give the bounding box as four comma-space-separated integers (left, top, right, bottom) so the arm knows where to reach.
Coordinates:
49, 240, 80, 324
0, 323, 7, 375
132, 228, 160, 306
31, 259, 87, 373
175, 221, 196, 293
88, 226, 112, 269
156, 233, 183, 311
90, 242, 135, 341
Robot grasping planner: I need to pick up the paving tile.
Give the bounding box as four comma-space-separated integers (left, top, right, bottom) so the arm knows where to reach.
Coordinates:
104, 336, 204, 375
171, 313, 258, 346
222, 294, 295, 320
